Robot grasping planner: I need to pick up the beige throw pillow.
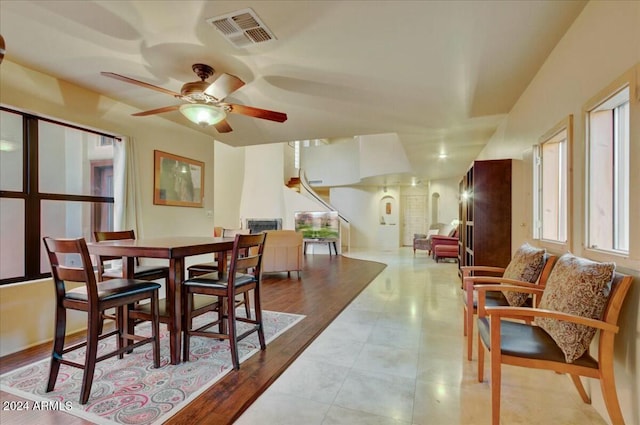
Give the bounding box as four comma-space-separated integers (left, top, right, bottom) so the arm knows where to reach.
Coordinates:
536, 254, 615, 363
501, 243, 546, 306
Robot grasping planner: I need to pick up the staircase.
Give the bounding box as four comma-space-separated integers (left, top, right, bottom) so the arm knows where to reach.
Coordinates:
286, 177, 301, 192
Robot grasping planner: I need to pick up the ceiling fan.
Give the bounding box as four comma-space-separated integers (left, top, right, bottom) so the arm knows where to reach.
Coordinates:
101, 63, 287, 133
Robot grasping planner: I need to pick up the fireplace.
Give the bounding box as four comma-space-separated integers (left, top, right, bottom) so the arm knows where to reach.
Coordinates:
246, 218, 282, 234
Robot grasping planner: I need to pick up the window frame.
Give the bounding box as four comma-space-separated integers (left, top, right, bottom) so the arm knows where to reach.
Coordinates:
581, 64, 639, 269
0, 106, 118, 285
533, 115, 573, 254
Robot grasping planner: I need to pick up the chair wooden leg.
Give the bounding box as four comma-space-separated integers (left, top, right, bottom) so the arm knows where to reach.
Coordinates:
227, 295, 240, 370
463, 307, 467, 336
124, 303, 135, 354
116, 305, 125, 359
569, 374, 591, 404
490, 317, 502, 425
254, 286, 266, 350
47, 305, 66, 393
478, 331, 485, 382
465, 289, 475, 361
150, 292, 160, 368
599, 358, 626, 425
183, 291, 193, 362
98, 311, 106, 335
80, 310, 101, 404
466, 311, 474, 361
243, 293, 251, 318
219, 296, 227, 336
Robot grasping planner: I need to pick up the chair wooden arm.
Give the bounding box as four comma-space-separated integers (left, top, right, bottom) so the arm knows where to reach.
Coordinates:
463, 276, 541, 292
483, 306, 620, 334
460, 265, 505, 277
474, 284, 544, 317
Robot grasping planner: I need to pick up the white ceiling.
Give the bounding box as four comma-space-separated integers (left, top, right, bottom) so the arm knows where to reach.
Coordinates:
0, 0, 587, 185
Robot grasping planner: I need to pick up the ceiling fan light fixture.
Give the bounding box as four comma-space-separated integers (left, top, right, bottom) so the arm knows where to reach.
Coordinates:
179, 103, 226, 127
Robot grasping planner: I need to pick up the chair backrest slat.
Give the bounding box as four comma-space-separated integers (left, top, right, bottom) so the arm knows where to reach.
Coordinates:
93, 230, 138, 272
227, 233, 266, 290
43, 237, 99, 301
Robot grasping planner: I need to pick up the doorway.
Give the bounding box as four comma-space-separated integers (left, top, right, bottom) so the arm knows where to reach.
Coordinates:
401, 194, 427, 246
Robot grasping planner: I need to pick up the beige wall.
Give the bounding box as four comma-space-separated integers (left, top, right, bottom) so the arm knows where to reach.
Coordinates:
213, 140, 244, 229
477, 2, 640, 423
0, 60, 217, 356
1, 3, 639, 422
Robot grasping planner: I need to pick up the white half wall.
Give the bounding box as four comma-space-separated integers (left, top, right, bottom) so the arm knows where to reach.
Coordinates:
358, 133, 412, 178
239, 143, 286, 226
214, 141, 244, 229
331, 185, 401, 249
302, 137, 361, 186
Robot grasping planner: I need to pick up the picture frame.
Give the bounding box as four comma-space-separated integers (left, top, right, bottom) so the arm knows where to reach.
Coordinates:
153, 150, 204, 207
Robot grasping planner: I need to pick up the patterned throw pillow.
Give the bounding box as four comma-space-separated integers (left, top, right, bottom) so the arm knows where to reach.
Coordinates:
501, 243, 546, 306
536, 254, 615, 363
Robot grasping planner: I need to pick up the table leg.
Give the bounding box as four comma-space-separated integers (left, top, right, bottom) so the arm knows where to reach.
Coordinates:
168, 258, 184, 365
122, 256, 136, 346
217, 250, 228, 272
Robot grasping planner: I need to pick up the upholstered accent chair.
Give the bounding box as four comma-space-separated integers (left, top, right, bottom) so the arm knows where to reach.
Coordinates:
475, 254, 633, 425
413, 223, 446, 255
430, 228, 459, 259
461, 244, 557, 361
262, 230, 303, 279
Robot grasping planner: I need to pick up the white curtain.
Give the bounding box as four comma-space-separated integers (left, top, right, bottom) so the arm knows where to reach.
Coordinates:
113, 136, 142, 235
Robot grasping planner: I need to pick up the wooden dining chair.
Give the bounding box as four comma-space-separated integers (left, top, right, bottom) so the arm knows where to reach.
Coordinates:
476, 254, 633, 425
461, 244, 556, 360
42, 237, 161, 404
94, 230, 169, 282
187, 227, 251, 316
94, 230, 170, 332
186, 227, 248, 277
182, 233, 267, 369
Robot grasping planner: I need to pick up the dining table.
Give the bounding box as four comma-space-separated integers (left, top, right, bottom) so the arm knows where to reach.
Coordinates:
87, 236, 235, 364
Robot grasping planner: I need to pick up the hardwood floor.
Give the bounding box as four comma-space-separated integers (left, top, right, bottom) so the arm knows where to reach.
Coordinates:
0, 254, 386, 425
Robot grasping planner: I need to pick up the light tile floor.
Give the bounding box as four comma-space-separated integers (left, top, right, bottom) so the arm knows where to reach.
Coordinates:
236, 248, 609, 425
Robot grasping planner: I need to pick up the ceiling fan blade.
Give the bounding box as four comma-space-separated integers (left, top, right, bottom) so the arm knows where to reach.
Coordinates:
214, 119, 233, 133
0, 34, 5, 64
225, 103, 288, 122
132, 105, 180, 116
101, 72, 181, 97
204, 73, 245, 100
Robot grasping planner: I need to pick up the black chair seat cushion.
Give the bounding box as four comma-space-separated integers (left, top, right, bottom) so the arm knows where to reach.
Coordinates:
184, 272, 256, 289
102, 264, 169, 279
477, 316, 598, 369
66, 279, 161, 302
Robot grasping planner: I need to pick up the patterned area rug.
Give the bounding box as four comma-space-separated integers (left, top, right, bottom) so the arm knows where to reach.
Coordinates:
0, 309, 304, 425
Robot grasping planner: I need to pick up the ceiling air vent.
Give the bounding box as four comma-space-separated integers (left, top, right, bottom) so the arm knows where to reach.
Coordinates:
206, 8, 276, 48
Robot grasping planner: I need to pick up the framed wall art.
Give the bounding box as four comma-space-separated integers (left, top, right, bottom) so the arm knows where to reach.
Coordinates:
153, 150, 204, 207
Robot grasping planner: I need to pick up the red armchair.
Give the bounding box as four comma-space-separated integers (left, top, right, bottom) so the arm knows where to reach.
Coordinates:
430, 228, 458, 259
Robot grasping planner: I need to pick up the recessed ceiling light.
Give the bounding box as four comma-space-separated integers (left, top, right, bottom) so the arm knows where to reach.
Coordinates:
439, 153, 448, 159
